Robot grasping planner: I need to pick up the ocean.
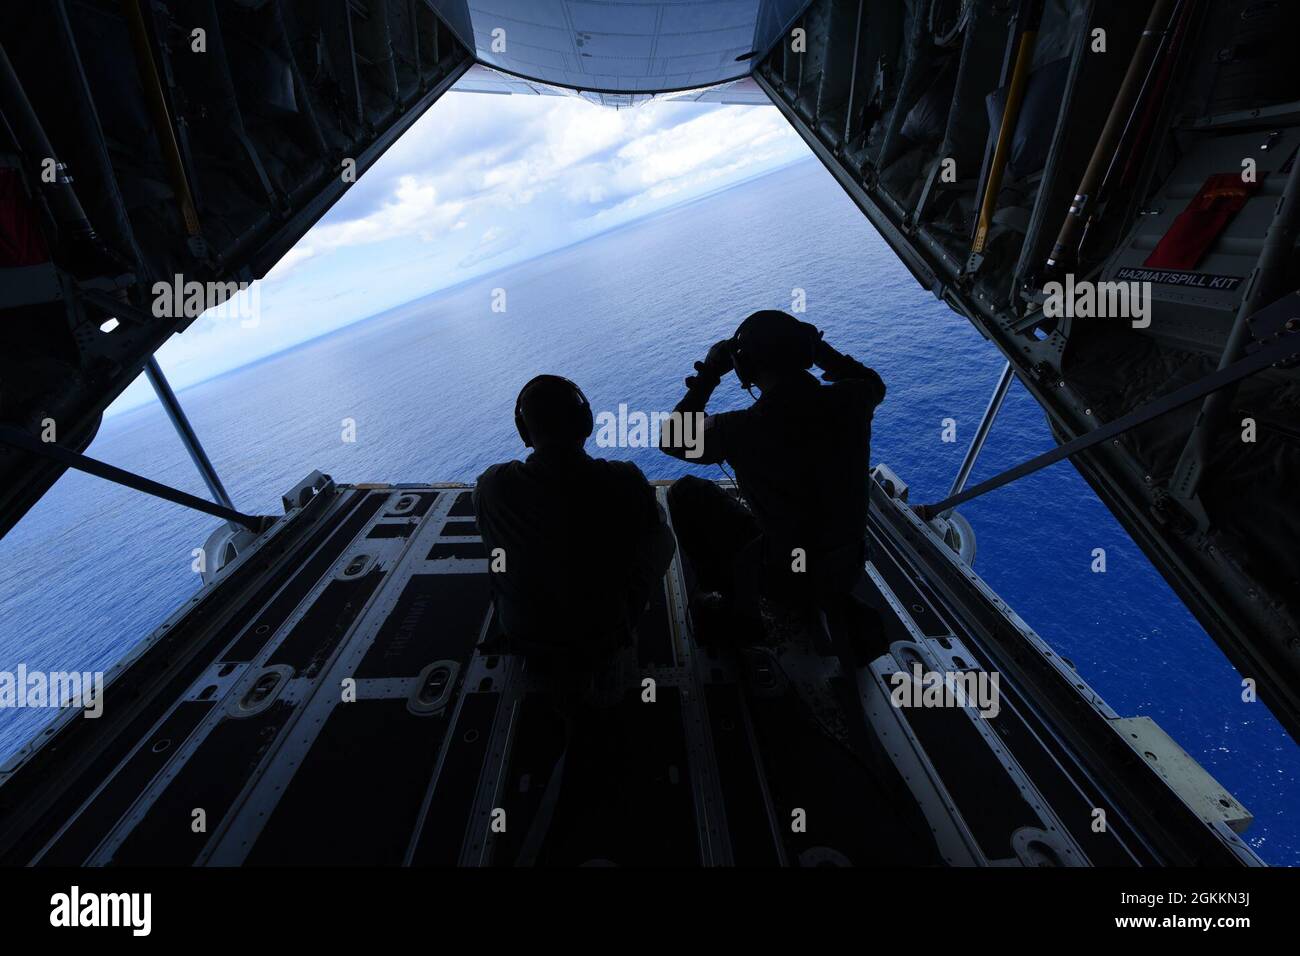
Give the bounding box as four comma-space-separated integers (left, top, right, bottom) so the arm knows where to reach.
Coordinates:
1, 158, 1295, 863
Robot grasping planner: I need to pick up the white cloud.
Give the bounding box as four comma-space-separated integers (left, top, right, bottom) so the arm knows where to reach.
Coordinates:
264, 244, 317, 279
577, 105, 804, 226
259, 174, 469, 280
108, 88, 814, 417
308, 174, 465, 249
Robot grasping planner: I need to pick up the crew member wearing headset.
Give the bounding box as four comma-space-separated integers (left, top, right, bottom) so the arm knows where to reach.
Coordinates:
475, 374, 675, 703
661, 310, 886, 642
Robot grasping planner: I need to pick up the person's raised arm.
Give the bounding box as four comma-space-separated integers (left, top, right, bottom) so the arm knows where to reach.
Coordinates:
660, 339, 733, 464
812, 334, 886, 406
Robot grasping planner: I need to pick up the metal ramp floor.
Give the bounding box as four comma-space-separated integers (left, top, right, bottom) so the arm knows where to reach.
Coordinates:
0, 477, 1259, 867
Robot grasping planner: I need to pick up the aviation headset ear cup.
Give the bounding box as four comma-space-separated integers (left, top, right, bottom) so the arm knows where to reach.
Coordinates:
514, 404, 531, 447
575, 388, 594, 438
730, 336, 752, 389
514, 375, 593, 447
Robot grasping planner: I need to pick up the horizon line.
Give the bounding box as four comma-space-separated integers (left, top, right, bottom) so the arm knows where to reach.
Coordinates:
105, 154, 817, 422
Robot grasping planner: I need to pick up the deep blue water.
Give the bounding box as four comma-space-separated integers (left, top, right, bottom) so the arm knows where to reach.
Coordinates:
1, 159, 1295, 863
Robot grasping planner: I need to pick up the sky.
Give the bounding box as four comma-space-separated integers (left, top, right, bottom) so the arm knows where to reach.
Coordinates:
108, 83, 811, 415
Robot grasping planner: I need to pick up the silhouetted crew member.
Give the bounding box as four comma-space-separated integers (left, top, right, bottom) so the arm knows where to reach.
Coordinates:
475, 374, 675, 701
661, 310, 886, 629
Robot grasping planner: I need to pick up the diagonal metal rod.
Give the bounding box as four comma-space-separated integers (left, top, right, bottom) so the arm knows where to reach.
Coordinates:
944, 359, 1014, 514
0, 424, 261, 531
144, 356, 236, 514
915, 329, 1300, 521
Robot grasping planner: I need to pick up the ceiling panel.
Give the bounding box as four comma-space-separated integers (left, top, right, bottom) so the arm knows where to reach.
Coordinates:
432, 0, 809, 93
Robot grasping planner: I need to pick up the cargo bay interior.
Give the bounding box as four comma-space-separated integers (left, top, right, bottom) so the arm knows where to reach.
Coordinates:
1, 1, 1295, 867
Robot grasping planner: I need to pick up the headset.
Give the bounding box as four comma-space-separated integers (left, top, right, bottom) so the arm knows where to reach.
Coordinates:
514, 374, 593, 447
730, 310, 820, 390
